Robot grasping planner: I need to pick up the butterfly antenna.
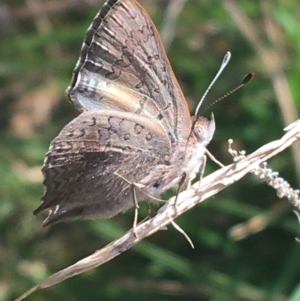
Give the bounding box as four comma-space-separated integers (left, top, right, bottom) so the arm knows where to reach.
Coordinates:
200, 71, 255, 113
195, 51, 231, 117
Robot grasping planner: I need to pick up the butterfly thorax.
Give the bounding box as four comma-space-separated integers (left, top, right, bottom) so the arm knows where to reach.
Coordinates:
140, 114, 215, 197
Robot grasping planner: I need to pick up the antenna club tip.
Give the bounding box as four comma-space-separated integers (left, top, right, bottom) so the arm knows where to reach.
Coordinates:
242, 71, 255, 85
223, 52, 231, 64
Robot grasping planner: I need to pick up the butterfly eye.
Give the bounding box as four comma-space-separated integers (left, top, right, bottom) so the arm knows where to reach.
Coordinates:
193, 115, 215, 143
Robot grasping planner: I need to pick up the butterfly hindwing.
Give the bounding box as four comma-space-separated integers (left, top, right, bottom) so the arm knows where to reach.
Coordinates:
35, 110, 172, 223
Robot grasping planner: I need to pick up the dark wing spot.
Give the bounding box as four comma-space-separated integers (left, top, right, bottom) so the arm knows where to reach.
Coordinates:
134, 124, 143, 134
123, 133, 130, 140
153, 179, 161, 188
146, 132, 152, 141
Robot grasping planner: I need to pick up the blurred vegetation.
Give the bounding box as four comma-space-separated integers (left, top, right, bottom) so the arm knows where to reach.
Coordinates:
1, 0, 300, 300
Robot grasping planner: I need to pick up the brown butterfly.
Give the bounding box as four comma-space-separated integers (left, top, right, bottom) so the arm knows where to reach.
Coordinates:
34, 0, 215, 226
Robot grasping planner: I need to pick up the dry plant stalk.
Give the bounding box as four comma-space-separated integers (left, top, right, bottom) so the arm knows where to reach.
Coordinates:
14, 121, 300, 301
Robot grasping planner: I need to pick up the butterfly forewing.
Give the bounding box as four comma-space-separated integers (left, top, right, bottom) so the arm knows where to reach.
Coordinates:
67, 0, 191, 141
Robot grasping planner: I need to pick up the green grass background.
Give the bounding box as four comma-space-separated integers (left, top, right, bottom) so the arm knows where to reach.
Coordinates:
1, 0, 300, 300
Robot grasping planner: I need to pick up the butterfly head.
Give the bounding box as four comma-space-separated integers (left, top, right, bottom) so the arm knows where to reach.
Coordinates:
191, 113, 215, 146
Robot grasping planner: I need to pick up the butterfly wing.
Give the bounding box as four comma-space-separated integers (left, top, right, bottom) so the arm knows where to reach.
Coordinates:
67, 0, 191, 142
35, 110, 172, 225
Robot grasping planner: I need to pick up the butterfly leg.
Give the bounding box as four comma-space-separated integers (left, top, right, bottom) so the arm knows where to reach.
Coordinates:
135, 201, 153, 226
113, 172, 142, 237
173, 172, 187, 216
146, 200, 152, 217
130, 185, 161, 236
197, 155, 207, 191
129, 182, 140, 237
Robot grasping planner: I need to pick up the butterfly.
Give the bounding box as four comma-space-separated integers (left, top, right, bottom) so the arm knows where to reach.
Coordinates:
34, 0, 215, 226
